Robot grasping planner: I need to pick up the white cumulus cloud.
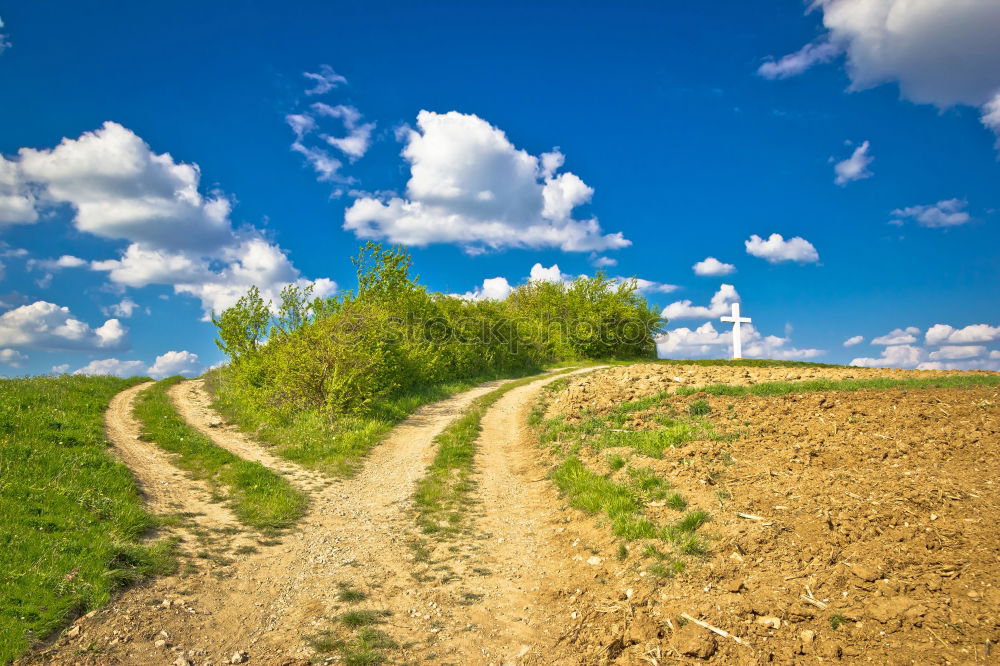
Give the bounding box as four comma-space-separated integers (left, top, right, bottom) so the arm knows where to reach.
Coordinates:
454, 276, 514, 302
657, 321, 822, 360
761, 0, 1000, 148
834, 140, 874, 185
745, 233, 819, 264
850, 344, 924, 369
925, 323, 1000, 345
148, 350, 202, 379
0, 348, 26, 367
18, 122, 234, 253
871, 326, 920, 345
0, 301, 128, 351
0, 155, 37, 225
692, 257, 735, 277
0, 124, 338, 318
72, 358, 146, 378
343, 111, 629, 254
662, 284, 739, 320
843, 335, 864, 347
928, 345, 986, 361
890, 199, 971, 228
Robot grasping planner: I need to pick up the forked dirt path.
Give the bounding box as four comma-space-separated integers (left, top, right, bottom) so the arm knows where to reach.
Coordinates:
103, 382, 246, 543
35, 375, 553, 665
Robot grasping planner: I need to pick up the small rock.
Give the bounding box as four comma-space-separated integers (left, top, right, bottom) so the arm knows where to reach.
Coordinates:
756, 616, 781, 629
586, 556, 602, 566
625, 614, 662, 644
867, 597, 916, 623
673, 624, 717, 659
230, 652, 248, 664
850, 564, 880, 582
209, 420, 223, 428
173, 659, 192, 666
724, 579, 745, 593
155, 639, 168, 648
800, 629, 816, 643
67, 625, 81, 638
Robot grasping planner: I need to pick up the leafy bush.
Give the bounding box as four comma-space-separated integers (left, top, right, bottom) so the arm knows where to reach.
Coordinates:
210, 243, 662, 444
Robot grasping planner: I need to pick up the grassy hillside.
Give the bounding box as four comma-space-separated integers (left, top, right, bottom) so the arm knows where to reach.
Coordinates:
0, 376, 174, 664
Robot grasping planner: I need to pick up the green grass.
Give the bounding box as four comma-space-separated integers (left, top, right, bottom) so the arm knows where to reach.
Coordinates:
309, 625, 397, 665
548, 457, 707, 548
133, 377, 307, 531
0, 375, 177, 664
676, 373, 1000, 398
205, 365, 551, 477
412, 368, 583, 535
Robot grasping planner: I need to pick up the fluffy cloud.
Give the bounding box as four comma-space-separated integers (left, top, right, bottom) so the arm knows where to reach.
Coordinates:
852, 321, 1000, 369
454, 276, 514, 301
0, 124, 337, 318
745, 233, 819, 264
850, 344, 924, 368
833, 141, 873, 185
147, 350, 202, 379
457, 263, 675, 302
0, 348, 26, 367
343, 111, 629, 253
0, 301, 128, 351
0, 156, 37, 225
656, 322, 822, 360
761, 0, 1000, 146
757, 39, 842, 80
925, 323, 1000, 345
72, 349, 204, 379
106, 297, 139, 319
871, 326, 920, 345
590, 255, 617, 268
928, 345, 986, 361
692, 257, 735, 277
72, 358, 146, 378
18, 122, 234, 252
843, 335, 864, 347
303, 64, 346, 96
890, 199, 971, 228
51, 363, 70, 374
982, 93, 1000, 148
529, 263, 569, 284
662, 284, 739, 320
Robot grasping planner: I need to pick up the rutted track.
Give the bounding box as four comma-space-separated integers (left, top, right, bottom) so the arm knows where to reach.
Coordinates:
102, 382, 245, 542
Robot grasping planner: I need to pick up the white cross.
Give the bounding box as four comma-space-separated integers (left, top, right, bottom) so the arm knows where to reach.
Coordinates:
720, 302, 752, 360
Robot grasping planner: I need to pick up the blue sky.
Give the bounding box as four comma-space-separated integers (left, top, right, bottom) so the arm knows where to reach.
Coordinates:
1, 0, 998, 377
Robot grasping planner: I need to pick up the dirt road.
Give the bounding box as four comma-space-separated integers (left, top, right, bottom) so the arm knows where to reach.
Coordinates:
30, 371, 609, 665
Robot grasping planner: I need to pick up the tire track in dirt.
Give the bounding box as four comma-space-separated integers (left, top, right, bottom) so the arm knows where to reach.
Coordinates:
105, 381, 245, 539
168, 380, 329, 492
408, 369, 622, 665
32, 376, 515, 665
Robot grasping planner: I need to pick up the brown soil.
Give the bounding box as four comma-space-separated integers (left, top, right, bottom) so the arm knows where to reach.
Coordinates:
22, 365, 1000, 665
545, 363, 986, 421
547, 370, 1000, 665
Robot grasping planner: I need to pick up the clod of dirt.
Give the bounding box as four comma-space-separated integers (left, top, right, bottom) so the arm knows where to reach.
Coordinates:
672, 624, 717, 659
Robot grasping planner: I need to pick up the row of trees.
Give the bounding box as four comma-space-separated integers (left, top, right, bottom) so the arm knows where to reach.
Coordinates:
212, 243, 662, 418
